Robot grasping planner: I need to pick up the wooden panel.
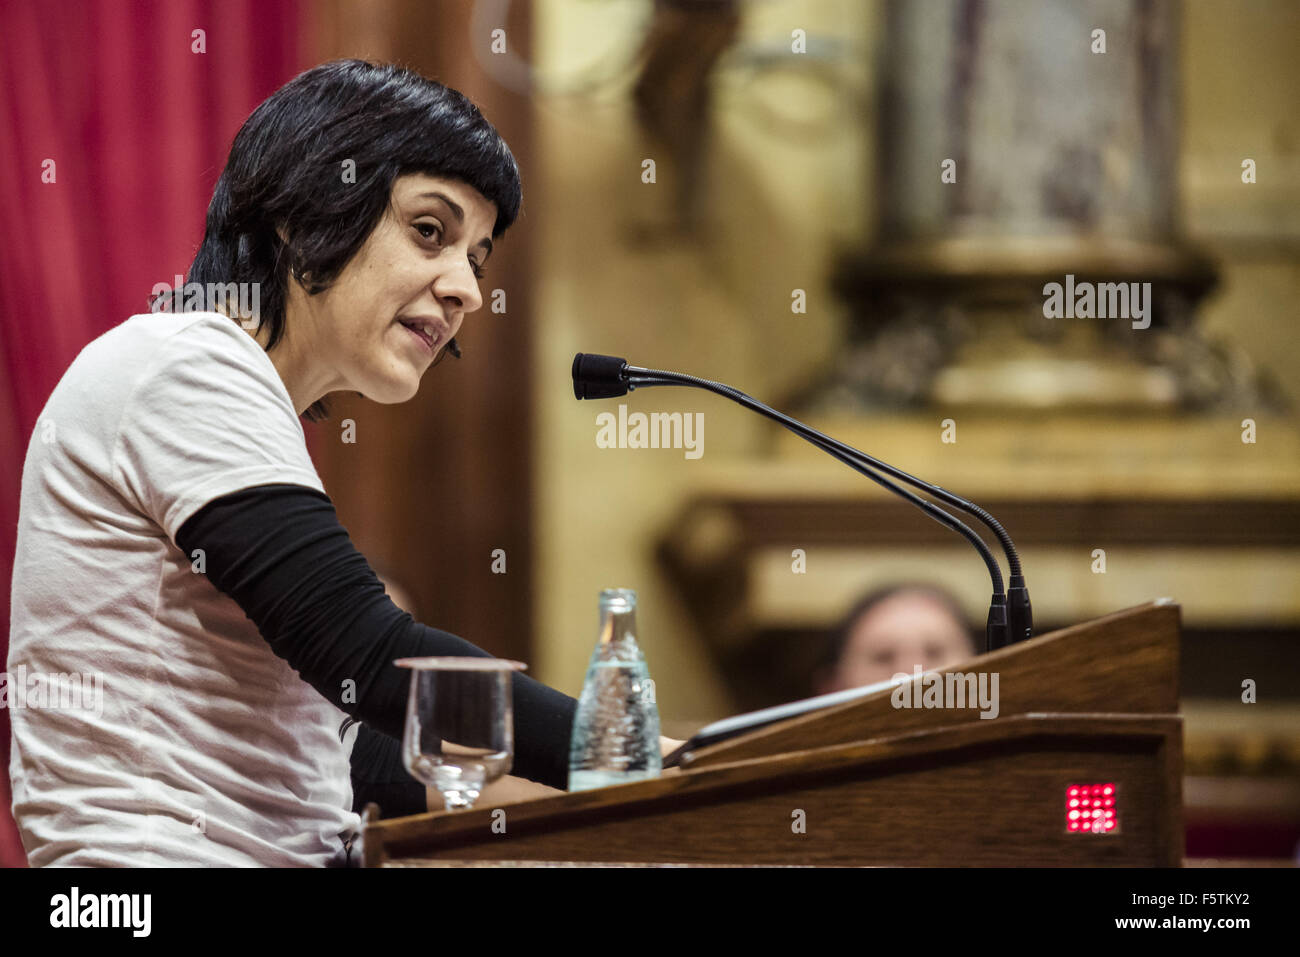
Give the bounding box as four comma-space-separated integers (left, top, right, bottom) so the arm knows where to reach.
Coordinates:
366, 714, 1182, 867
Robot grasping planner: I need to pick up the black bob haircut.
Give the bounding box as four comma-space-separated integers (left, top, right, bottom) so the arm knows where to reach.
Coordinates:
153, 59, 522, 422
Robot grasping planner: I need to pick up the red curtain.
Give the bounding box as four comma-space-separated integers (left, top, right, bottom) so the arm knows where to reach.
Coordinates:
0, 0, 309, 867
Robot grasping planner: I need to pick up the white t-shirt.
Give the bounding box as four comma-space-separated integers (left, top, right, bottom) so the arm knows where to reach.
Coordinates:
7, 310, 362, 867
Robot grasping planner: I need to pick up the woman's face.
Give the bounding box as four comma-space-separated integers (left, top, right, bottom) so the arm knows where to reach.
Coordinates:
281, 172, 497, 407
822, 591, 975, 692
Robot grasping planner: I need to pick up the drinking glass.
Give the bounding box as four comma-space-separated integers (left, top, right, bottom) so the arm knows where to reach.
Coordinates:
394, 656, 526, 811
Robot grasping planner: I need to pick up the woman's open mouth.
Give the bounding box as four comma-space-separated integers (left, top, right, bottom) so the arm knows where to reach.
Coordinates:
398, 319, 438, 354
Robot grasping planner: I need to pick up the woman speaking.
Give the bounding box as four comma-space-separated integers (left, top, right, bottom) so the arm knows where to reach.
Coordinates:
7, 59, 677, 867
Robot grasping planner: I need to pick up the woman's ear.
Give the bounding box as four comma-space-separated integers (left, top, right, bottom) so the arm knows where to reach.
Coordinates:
276, 224, 302, 282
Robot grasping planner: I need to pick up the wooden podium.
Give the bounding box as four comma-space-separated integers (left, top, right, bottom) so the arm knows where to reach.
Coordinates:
362, 601, 1183, 867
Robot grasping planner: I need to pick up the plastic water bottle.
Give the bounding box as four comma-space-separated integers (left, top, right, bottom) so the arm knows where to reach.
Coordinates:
568, 588, 662, 791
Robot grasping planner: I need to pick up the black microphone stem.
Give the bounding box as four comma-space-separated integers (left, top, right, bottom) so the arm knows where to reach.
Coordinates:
629, 366, 1021, 575
623, 367, 1012, 652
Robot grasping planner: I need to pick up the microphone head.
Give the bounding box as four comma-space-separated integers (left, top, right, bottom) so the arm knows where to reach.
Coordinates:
572, 353, 630, 400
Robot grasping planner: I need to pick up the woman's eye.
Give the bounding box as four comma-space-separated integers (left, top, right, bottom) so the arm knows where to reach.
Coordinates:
416, 221, 485, 279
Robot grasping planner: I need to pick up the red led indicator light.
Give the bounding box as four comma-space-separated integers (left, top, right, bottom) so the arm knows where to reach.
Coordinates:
1066, 783, 1118, 834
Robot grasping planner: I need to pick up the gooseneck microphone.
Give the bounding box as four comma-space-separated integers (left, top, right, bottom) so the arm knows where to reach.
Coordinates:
572, 353, 1034, 652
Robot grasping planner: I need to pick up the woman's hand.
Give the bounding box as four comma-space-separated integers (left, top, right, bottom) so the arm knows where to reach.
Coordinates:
659, 735, 687, 777
429, 738, 692, 809
659, 735, 686, 758
431, 774, 564, 811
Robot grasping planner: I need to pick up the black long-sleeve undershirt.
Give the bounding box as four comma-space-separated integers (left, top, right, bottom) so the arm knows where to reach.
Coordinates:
175, 483, 577, 813
345, 720, 427, 818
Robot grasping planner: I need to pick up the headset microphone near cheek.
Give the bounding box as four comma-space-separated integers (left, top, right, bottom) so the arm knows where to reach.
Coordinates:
432, 336, 461, 367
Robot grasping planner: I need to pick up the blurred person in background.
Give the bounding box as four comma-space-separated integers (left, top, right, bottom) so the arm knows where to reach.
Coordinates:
813, 584, 978, 695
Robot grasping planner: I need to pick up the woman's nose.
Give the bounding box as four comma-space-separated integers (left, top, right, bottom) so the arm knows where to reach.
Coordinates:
438, 261, 482, 312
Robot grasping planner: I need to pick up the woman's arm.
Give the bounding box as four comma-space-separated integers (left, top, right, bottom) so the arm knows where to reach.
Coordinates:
350, 720, 687, 818
176, 483, 577, 790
